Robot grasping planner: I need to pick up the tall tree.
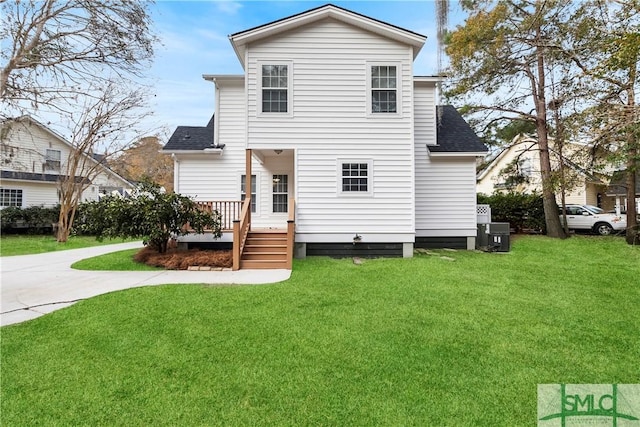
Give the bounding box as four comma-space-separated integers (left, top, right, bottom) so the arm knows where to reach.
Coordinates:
445, 0, 572, 238
0, 0, 157, 242
110, 136, 174, 192
556, 1, 639, 244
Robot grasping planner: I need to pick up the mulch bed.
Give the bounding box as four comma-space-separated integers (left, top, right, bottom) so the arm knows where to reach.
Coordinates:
134, 247, 232, 270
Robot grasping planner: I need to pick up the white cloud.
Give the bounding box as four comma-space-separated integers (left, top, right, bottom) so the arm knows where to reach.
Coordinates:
216, 1, 243, 15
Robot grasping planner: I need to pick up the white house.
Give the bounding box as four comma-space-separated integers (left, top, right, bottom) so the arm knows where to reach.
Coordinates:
0, 115, 133, 208
477, 134, 617, 211
163, 4, 487, 269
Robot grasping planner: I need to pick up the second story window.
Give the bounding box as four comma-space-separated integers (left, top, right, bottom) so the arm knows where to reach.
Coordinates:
261, 64, 288, 113
45, 149, 61, 171
371, 65, 397, 114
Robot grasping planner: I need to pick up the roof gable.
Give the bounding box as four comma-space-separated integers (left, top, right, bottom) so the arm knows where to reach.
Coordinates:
229, 4, 426, 67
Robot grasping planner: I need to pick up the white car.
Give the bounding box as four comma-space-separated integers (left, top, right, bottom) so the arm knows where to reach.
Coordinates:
560, 204, 627, 235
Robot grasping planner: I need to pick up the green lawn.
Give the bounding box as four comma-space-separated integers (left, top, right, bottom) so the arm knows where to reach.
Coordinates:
1, 236, 639, 426
0, 235, 136, 256
71, 248, 161, 271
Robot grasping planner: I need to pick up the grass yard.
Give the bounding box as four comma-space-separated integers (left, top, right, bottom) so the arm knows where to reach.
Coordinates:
71, 248, 162, 271
1, 236, 639, 426
0, 235, 135, 256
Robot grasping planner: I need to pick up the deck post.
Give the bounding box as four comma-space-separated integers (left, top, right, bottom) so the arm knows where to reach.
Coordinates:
245, 149, 252, 228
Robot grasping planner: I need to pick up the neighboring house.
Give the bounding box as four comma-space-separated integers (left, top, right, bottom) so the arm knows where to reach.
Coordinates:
0, 116, 133, 208
606, 169, 640, 214
163, 4, 487, 268
477, 134, 617, 211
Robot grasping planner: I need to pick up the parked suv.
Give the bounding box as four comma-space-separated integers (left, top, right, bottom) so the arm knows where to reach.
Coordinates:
559, 204, 627, 235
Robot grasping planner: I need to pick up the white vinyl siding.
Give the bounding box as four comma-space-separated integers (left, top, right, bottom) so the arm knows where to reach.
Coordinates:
413, 82, 437, 146
245, 19, 415, 237
415, 155, 478, 237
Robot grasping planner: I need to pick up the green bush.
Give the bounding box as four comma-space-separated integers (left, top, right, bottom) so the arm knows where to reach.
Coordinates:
0, 205, 60, 234
478, 193, 545, 233
75, 182, 222, 253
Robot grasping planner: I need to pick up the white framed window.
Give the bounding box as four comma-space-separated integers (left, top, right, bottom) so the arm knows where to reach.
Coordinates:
367, 62, 401, 116
241, 174, 257, 213
258, 61, 293, 116
272, 174, 288, 213
338, 159, 373, 196
45, 148, 61, 171
0, 188, 23, 207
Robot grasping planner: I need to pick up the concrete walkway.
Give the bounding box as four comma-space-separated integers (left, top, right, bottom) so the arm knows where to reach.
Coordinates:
0, 242, 291, 327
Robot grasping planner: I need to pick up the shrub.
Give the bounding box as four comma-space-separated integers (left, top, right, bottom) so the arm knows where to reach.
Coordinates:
0, 205, 60, 234
478, 192, 545, 233
75, 182, 222, 252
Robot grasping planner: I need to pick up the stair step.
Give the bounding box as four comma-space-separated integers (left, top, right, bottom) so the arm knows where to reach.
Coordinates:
240, 259, 288, 269
242, 252, 288, 261
245, 246, 286, 252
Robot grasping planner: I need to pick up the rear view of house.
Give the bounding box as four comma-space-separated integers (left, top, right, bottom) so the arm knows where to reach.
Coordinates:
163, 4, 487, 269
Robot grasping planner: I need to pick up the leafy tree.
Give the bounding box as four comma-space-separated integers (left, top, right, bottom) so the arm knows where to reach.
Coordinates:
554, 0, 639, 244
109, 136, 174, 192
445, 0, 571, 238
76, 182, 222, 253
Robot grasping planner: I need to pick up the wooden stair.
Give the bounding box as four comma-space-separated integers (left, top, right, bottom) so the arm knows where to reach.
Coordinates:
240, 230, 289, 269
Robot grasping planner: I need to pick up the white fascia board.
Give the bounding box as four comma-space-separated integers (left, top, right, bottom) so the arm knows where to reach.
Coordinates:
429, 151, 488, 157
162, 149, 223, 156
202, 74, 245, 86
414, 76, 445, 84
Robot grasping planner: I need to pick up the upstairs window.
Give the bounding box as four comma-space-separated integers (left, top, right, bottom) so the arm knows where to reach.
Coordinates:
1, 188, 23, 207
371, 65, 397, 113
45, 149, 61, 171
261, 64, 289, 113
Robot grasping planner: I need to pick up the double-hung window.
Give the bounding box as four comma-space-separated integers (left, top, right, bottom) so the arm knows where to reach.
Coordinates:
272, 175, 288, 213
339, 160, 372, 196
241, 175, 257, 213
0, 188, 23, 207
45, 149, 61, 171
371, 65, 397, 113
261, 64, 290, 113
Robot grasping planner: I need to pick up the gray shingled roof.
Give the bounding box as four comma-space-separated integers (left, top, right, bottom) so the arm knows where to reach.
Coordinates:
606, 169, 640, 196
431, 105, 488, 153
1, 170, 88, 184
163, 115, 217, 151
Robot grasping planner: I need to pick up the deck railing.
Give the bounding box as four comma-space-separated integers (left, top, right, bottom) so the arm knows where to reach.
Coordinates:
195, 200, 243, 231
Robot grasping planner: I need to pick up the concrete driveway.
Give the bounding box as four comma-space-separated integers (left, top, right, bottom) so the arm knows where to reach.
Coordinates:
1, 242, 291, 327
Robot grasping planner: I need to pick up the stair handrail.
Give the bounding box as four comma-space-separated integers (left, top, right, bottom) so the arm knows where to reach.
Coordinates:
232, 197, 251, 270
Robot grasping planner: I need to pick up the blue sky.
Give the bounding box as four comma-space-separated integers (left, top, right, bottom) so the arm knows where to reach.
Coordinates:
146, 0, 466, 138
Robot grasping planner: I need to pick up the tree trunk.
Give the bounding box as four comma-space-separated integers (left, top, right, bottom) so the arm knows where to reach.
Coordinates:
624, 68, 638, 245
534, 25, 566, 238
